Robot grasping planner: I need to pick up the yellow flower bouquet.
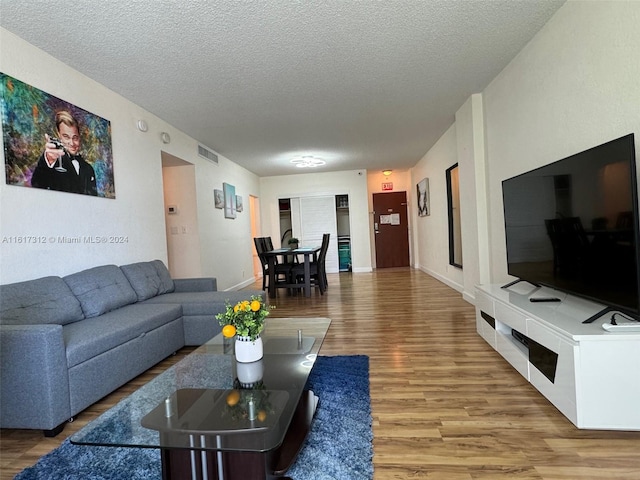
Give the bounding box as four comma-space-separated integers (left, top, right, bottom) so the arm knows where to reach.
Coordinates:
216, 295, 271, 341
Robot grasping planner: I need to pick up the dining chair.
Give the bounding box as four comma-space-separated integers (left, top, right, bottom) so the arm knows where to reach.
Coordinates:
254, 237, 269, 290
291, 233, 330, 294
318, 233, 330, 291
254, 237, 292, 291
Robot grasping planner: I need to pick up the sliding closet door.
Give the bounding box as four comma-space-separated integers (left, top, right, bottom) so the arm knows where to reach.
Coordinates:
299, 196, 339, 273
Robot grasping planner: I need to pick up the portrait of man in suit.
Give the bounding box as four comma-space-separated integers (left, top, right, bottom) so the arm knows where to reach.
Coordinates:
1, 73, 114, 198
31, 110, 97, 196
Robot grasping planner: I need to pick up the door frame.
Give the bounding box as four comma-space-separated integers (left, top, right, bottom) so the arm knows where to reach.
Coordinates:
372, 191, 410, 269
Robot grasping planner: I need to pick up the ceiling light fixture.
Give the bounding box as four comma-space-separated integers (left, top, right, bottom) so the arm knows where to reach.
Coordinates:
290, 155, 326, 168
382, 169, 393, 176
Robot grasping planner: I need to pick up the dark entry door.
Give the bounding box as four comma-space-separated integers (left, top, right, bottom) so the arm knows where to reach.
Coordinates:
373, 191, 410, 268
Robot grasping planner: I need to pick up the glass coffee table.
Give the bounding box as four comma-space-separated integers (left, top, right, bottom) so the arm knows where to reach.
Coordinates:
71, 317, 331, 480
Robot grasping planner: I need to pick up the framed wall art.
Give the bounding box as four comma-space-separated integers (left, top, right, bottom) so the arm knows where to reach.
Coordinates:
0, 73, 115, 198
214, 189, 224, 209
223, 182, 236, 219
417, 177, 429, 216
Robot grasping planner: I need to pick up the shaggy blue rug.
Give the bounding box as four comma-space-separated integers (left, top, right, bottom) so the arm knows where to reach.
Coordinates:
15, 355, 373, 480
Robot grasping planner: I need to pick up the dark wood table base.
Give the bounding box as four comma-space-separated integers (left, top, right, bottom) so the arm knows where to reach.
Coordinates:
160, 391, 318, 480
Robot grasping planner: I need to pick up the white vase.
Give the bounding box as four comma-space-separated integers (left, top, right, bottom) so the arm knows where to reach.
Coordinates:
234, 335, 264, 363
236, 359, 264, 387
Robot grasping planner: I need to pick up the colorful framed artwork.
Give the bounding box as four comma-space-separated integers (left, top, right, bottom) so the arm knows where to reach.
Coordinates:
0, 72, 115, 198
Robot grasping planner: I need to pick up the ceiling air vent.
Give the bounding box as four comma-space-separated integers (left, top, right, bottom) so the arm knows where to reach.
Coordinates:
198, 144, 219, 165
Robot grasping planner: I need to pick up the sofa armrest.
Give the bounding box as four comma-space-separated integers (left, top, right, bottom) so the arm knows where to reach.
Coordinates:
173, 277, 217, 292
0, 324, 71, 430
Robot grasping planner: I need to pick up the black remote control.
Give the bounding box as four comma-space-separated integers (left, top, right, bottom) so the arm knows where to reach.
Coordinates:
529, 297, 561, 302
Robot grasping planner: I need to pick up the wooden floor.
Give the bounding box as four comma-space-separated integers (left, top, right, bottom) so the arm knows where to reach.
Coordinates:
2, 268, 640, 479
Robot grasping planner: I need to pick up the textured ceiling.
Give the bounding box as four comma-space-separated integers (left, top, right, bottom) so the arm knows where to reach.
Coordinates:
1, 1, 565, 177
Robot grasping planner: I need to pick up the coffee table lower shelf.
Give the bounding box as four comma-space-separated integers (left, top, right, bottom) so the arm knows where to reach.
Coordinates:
160, 390, 318, 480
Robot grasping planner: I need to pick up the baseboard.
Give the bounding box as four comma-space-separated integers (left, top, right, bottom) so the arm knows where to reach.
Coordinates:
462, 290, 475, 305
351, 266, 373, 273
225, 277, 259, 291
416, 266, 475, 306
416, 265, 464, 293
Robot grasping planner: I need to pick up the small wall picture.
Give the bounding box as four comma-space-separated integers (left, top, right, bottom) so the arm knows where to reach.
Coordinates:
236, 195, 243, 212
223, 182, 236, 219
0, 72, 115, 198
214, 189, 224, 209
417, 177, 429, 217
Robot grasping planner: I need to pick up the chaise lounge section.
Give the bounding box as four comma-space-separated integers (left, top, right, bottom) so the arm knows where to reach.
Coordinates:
0, 260, 264, 436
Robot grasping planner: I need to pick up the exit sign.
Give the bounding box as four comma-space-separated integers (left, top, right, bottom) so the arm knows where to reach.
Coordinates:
382, 182, 393, 191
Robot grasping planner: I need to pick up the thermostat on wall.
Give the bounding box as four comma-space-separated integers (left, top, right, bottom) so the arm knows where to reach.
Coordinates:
167, 205, 178, 215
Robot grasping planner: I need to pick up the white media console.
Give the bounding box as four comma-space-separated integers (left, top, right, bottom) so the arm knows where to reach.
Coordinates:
475, 282, 640, 431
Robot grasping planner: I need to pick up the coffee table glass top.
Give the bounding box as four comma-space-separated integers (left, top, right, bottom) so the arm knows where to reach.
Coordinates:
70, 317, 331, 453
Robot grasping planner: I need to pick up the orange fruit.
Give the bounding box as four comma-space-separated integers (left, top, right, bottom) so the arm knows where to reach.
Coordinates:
222, 325, 236, 338
226, 390, 240, 406
250, 300, 261, 311
257, 410, 267, 422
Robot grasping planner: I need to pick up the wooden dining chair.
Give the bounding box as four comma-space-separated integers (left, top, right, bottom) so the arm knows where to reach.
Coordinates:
254, 237, 269, 290
291, 233, 330, 294
254, 237, 292, 291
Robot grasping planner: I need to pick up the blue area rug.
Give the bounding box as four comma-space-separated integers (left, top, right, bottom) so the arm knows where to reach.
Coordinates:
15, 355, 373, 480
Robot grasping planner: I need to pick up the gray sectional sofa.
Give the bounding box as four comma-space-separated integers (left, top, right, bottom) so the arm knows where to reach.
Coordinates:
0, 260, 264, 436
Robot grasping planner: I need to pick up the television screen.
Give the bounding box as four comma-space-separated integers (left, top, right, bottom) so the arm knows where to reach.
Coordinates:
502, 134, 639, 318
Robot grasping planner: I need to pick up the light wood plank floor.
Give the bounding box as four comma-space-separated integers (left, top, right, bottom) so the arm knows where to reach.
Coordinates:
2, 268, 640, 479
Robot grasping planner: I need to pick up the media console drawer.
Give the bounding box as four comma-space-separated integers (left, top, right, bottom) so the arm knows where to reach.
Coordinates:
475, 290, 494, 317
475, 290, 496, 348
496, 331, 529, 379
495, 302, 527, 333
526, 320, 577, 424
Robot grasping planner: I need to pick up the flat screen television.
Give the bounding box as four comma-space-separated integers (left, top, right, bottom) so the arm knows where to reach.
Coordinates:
502, 133, 639, 322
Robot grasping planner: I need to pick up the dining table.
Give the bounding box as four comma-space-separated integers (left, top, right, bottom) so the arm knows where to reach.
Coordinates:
262, 246, 321, 298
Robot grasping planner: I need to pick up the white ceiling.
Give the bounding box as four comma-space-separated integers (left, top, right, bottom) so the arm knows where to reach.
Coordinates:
1, 1, 565, 177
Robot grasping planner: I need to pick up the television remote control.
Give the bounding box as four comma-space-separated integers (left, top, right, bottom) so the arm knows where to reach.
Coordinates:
529, 297, 561, 302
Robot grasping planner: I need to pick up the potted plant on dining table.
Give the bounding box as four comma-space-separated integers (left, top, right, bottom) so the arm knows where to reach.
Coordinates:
216, 295, 271, 362
287, 237, 299, 249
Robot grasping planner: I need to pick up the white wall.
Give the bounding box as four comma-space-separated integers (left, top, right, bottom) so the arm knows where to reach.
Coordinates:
192, 153, 261, 290
410, 124, 464, 291
0, 29, 260, 289
259, 170, 372, 273
482, 1, 640, 284
162, 161, 201, 278
455, 93, 488, 302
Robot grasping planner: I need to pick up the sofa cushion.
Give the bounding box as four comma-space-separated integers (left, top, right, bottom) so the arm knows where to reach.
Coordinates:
63, 265, 137, 318
119, 260, 174, 300
120, 261, 164, 301
173, 277, 217, 292
151, 260, 175, 294
63, 303, 182, 367
0, 276, 84, 325
142, 290, 264, 316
